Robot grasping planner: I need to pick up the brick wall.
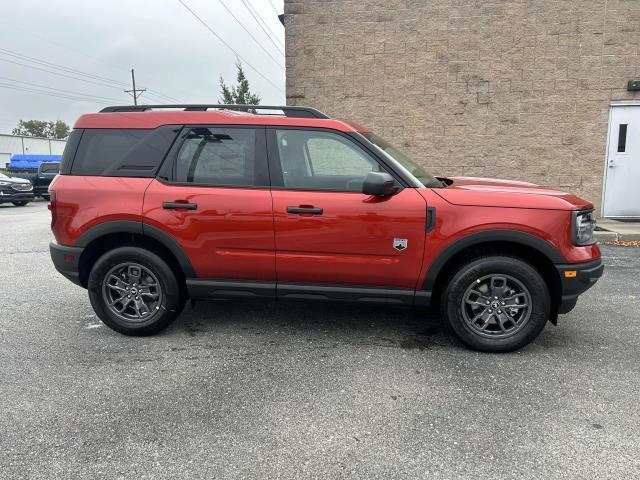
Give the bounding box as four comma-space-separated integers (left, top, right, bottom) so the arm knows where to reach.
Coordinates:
284, 0, 640, 214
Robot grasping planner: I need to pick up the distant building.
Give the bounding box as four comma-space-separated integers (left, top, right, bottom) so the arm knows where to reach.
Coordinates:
284, 0, 640, 217
0, 133, 66, 169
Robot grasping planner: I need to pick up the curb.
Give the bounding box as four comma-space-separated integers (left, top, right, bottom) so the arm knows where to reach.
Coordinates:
595, 230, 640, 242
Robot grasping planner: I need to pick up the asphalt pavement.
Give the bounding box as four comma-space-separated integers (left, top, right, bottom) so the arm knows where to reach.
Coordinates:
1, 201, 639, 479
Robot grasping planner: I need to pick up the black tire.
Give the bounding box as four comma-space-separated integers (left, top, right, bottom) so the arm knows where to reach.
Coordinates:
42, 195, 50, 201
441, 256, 550, 353
12, 201, 29, 206
88, 246, 185, 336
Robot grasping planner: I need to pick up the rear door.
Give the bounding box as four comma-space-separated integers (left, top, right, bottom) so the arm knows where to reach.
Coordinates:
267, 127, 427, 290
143, 125, 275, 283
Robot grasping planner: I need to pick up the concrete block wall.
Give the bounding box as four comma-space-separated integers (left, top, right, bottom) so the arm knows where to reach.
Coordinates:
284, 0, 640, 213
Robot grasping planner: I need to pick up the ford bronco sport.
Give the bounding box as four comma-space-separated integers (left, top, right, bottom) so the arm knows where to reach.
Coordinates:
49, 105, 603, 352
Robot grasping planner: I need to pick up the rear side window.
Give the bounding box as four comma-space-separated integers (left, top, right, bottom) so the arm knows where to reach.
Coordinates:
59, 129, 82, 175
173, 127, 267, 187
70, 127, 179, 177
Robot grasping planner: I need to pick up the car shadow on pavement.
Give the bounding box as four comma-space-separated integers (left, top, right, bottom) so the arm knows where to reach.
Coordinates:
164, 300, 456, 352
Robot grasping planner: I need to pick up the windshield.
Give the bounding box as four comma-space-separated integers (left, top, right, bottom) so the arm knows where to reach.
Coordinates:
362, 132, 442, 188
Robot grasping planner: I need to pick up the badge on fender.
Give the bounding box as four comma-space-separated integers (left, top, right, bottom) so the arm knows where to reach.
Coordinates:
393, 238, 408, 251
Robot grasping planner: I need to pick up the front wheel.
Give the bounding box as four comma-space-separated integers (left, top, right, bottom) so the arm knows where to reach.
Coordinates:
12, 201, 29, 206
442, 256, 550, 352
88, 246, 185, 336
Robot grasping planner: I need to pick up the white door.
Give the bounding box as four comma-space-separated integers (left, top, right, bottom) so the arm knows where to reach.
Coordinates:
603, 105, 640, 218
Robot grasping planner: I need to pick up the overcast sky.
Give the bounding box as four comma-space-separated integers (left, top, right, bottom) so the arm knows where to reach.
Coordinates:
0, 0, 285, 134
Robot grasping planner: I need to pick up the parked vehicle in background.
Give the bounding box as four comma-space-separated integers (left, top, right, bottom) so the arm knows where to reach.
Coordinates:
0, 172, 34, 206
49, 105, 603, 352
12, 162, 60, 200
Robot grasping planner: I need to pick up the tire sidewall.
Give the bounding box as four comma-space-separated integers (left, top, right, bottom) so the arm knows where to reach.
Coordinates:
443, 256, 550, 352
88, 247, 183, 335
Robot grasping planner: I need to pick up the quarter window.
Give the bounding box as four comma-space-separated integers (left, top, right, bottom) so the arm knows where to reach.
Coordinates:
275, 130, 382, 191
175, 127, 264, 186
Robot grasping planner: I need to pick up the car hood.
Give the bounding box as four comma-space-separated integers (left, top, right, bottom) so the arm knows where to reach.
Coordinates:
2, 176, 31, 185
432, 177, 593, 210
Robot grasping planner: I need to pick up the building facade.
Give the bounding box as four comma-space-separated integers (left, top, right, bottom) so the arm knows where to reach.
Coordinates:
0, 133, 66, 168
283, 0, 640, 217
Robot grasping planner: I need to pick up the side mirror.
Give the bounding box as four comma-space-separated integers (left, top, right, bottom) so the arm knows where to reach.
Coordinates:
362, 171, 398, 196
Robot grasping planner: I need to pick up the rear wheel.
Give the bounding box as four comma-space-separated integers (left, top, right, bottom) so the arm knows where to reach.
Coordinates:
441, 256, 550, 352
12, 201, 29, 206
88, 246, 185, 336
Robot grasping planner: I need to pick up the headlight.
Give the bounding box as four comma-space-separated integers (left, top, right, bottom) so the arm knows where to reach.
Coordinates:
572, 210, 596, 246
0, 181, 10, 186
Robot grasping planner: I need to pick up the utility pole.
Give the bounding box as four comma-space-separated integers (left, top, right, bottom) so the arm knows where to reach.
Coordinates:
124, 69, 146, 105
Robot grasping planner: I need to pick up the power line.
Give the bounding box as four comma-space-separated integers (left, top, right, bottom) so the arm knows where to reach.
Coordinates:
0, 47, 129, 87
0, 57, 130, 90
0, 83, 116, 104
0, 76, 126, 103
0, 21, 181, 102
267, 0, 280, 16
217, 0, 284, 69
240, 0, 285, 53
0, 56, 172, 105
0, 47, 178, 104
176, 0, 284, 94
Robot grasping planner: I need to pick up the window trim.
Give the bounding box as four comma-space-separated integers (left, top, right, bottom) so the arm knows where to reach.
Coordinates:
157, 124, 270, 189
266, 126, 409, 192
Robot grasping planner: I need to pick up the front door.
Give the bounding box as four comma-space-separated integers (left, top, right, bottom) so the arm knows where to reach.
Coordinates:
268, 128, 427, 289
603, 105, 640, 218
143, 126, 275, 281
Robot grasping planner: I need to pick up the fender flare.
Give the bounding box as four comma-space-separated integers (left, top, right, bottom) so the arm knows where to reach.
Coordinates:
421, 229, 566, 291
75, 220, 196, 278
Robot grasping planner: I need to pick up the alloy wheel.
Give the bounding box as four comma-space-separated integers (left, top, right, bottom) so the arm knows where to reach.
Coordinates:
461, 274, 532, 339
102, 262, 163, 322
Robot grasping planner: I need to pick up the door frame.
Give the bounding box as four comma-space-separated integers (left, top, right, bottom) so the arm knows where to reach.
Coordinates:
602, 101, 640, 219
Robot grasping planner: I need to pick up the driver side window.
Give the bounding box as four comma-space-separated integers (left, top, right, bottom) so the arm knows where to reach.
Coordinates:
275, 129, 381, 191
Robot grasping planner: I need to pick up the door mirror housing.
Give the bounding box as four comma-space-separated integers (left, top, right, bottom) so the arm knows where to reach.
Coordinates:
362, 171, 398, 196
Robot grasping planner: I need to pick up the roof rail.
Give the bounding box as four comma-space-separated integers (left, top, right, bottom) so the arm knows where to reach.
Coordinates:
99, 104, 330, 119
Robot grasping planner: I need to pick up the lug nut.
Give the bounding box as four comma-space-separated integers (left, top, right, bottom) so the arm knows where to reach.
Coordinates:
497, 310, 502, 314
501, 301, 505, 305
486, 301, 490, 305
488, 309, 493, 313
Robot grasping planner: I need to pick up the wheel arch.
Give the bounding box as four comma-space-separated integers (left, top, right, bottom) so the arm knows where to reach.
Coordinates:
76, 221, 195, 287
424, 230, 565, 315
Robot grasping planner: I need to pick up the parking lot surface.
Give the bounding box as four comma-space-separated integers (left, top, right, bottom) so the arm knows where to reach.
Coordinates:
1, 201, 639, 479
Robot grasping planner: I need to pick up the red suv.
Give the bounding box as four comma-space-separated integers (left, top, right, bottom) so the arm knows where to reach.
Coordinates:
49, 105, 603, 352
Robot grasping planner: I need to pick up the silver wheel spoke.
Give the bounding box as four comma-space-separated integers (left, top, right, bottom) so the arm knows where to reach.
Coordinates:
461, 273, 532, 338
102, 262, 163, 322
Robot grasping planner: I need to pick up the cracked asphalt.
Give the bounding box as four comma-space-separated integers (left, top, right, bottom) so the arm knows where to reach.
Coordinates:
1, 201, 639, 479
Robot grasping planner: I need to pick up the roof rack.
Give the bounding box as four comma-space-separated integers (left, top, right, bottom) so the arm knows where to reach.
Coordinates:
99, 104, 330, 119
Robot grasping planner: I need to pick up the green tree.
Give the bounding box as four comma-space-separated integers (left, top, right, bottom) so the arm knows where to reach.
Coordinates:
12, 120, 70, 139
219, 62, 261, 105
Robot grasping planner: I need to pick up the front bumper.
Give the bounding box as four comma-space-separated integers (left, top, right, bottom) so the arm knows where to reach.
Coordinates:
555, 258, 604, 314
0, 189, 34, 203
50, 241, 84, 287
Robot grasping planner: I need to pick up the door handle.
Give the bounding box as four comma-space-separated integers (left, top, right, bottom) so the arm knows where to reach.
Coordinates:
286, 206, 323, 215
163, 201, 197, 210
